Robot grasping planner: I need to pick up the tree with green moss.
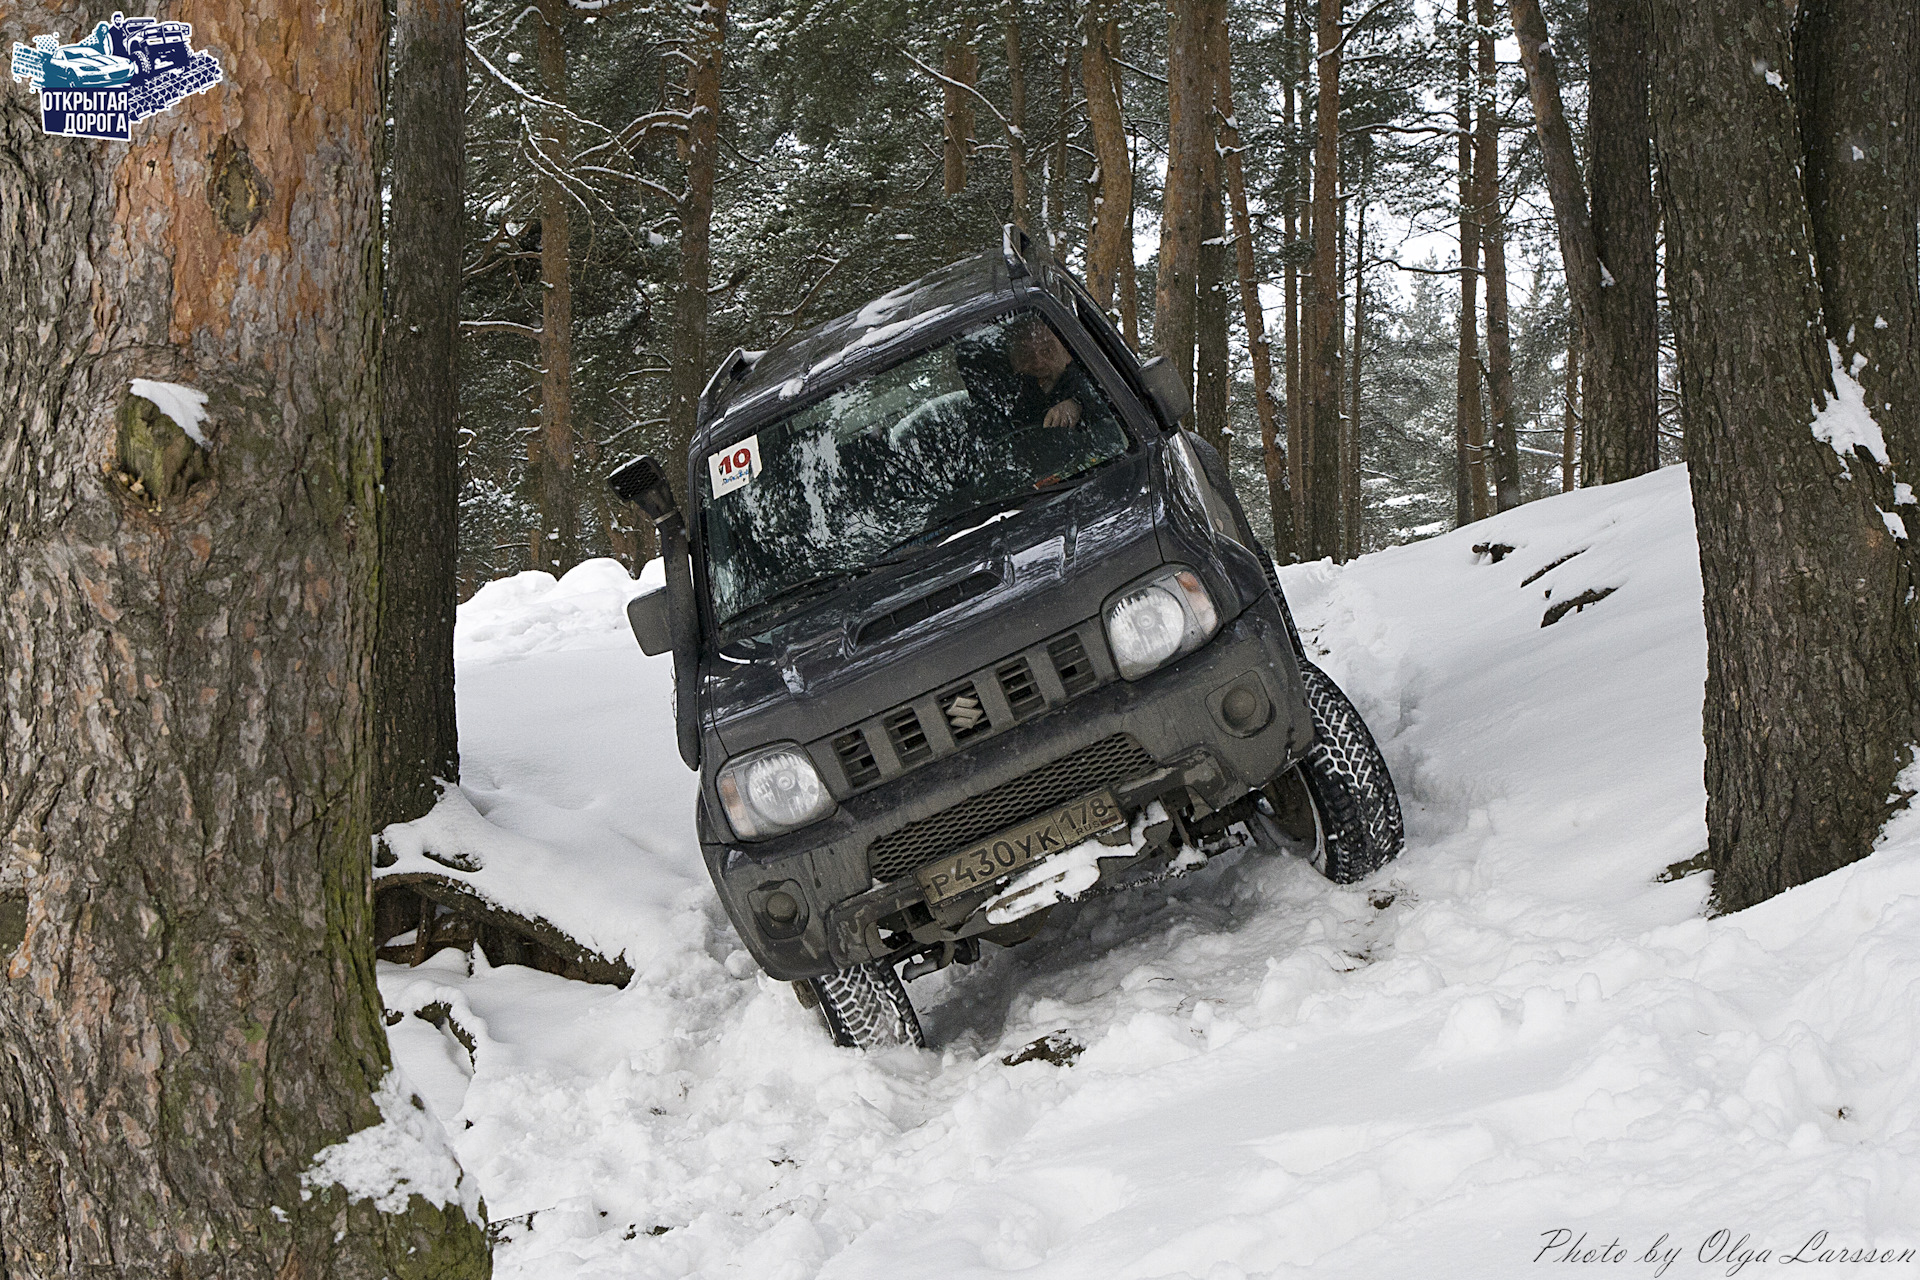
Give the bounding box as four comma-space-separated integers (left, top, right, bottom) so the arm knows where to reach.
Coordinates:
0, 0, 490, 1271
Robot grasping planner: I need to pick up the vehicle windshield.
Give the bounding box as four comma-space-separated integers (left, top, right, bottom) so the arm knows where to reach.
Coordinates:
699, 309, 1132, 635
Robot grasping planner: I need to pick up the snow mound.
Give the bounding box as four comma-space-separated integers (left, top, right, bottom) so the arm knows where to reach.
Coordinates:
302, 1065, 482, 1218
457, 557, 661, 663
422, 553, 704, 973
384, 466, 1920, 1277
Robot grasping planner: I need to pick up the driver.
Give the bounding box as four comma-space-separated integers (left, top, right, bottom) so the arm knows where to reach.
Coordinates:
1007, 317, 1100, 431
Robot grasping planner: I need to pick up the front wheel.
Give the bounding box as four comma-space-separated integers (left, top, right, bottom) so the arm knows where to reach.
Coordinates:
1254, 659, 1404, 883
802, 960, 926, 1050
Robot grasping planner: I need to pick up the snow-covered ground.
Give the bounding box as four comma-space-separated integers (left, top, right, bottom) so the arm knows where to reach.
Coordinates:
380, 466, 1920, 1277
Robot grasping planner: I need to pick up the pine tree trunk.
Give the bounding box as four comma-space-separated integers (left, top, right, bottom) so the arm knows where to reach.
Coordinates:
1219, 46, 1295, 563
1648, 0, 1920, 913
0, 1, 488, 1272
376, 0, 464, 831
1346, 174, 1366, 560
1193, 0, 1230, 457
1118, 164, 1141, 346
1583, 0, 1660, 485
666, 0, 726, 508
1155, 0, 1208, 398
1081, 3, 1132, 314
1563, 337, 1579, 492
534, 0, 577, 572
1306, 0, 1343, 560
1051, 24, 1072, 252
1005, 10, 1031, 227
1283, 0, 1305, 556
942, 20, 979, 196
1511, 0, 1656, 488
1477, 0, 1522, 512
1455, 0, 1487, 525
1794, 0, 1919, 480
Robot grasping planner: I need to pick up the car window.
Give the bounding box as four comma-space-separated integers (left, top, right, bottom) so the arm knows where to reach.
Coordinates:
699, 309, 1132, 637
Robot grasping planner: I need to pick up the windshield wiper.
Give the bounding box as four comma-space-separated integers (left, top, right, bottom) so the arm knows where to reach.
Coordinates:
883, 479, 1089, 559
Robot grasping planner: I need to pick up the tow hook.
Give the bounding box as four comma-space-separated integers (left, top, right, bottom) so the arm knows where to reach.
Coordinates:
900, 937, 980, 983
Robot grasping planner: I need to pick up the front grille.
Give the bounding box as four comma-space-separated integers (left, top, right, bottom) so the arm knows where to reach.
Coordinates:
812, 621, 1114, 797
834, 729, 881, 789
885, 706, 932, 766
1048, 633, 1099, 696
996, 657, 1044, 719
940, 683, 991, 741
866, 734, 1155, 884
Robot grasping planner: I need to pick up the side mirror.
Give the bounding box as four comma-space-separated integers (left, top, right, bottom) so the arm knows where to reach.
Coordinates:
627, 589, 673, 656
608, 454, 680, 526
1137, 355, 1192, 430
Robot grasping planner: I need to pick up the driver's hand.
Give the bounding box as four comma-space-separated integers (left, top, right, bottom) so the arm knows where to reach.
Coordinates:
1044, 399, 1083, 430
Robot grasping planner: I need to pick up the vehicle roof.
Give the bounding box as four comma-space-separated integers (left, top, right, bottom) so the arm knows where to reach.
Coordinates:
691, 247, 1038, 452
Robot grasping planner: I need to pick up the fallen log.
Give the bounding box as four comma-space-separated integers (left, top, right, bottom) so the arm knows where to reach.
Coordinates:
373, 871, 634, 987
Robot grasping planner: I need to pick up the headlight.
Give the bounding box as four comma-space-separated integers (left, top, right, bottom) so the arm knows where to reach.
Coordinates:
1103, 566, 1220, 679
716, 743, 833, 839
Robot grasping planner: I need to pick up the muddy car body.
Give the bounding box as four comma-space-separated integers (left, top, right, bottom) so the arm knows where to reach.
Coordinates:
614, 231, 1401, 1046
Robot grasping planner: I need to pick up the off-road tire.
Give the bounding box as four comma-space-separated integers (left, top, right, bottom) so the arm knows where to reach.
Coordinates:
1293, 659, 1405, 882
1249, 547, 1403, 880
805, 960, 926, 1050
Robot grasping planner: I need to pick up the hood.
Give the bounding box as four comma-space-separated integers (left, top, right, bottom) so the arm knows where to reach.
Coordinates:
705, 452, 1167, 757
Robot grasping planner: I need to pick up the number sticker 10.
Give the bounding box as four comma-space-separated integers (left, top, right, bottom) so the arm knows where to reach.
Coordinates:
707, 434, 762, 497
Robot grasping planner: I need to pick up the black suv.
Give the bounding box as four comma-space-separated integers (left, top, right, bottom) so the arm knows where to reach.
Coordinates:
612, 230, 1402, 1049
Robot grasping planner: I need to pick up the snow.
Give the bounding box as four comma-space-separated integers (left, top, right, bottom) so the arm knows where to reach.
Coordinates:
385, 466, 1920, 1275
382, 557, 704, 971
128, 377, 210, 447
302, 1064, 482, 1218
1810, 342, 1890, 475
982, 804, 1167, 927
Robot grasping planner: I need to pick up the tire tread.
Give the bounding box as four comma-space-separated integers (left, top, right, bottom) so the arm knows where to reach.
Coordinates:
806, 960, 926, 1050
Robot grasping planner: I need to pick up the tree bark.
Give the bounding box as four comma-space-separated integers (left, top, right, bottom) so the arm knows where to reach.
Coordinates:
1284, 0, 1305, 555
1511, 0, 1657, 488
1455, 0, 1488, 524
534, 0, 577, 572
1648, 0, 1920, 913
1192, 0, 1231, 457
1477, 0, 1522, 512
942, 18, 980, 195
1563, 336, 1579, 492
1794, 0, 1919, 482
0, 0, 488, 1273
1081, 2, 1132, 316
1118, 144, 1141, 346
376, 0, 464, 832
1004, 9, 1031, 227
1218, 44, 1295, 563
1346, 161, 1367, 560
1155, 0, 1208, 399
1050, 21, 1072, 252
1306, 0, 1343, 560
666, 0, 726, 510
1583, 0, 1660, 484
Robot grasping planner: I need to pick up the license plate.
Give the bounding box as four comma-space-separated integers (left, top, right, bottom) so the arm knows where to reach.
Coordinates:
916, 790, 1126, 905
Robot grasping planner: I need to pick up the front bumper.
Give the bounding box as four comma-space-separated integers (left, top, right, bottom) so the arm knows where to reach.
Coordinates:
700, 600, 1310, 980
